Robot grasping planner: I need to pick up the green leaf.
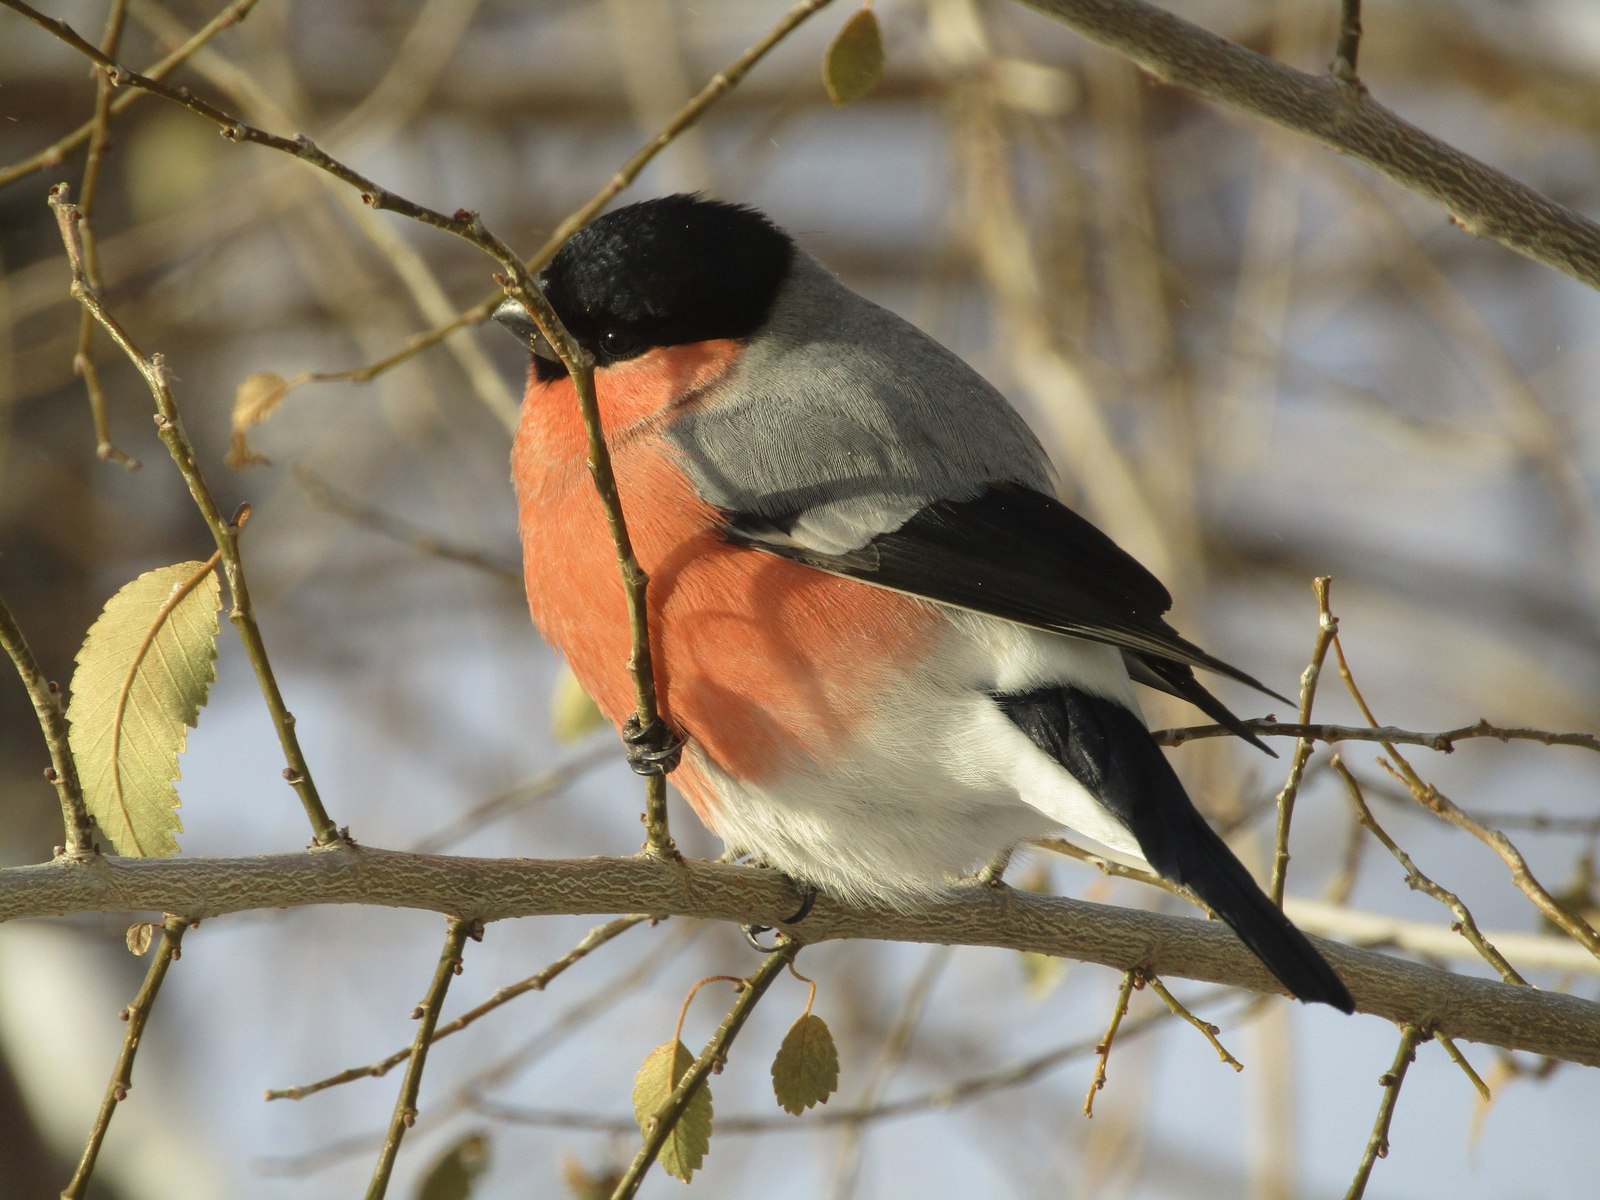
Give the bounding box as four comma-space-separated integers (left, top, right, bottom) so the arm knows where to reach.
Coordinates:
415, 1130, 489, 1200
632, 1039, 713, 1182
550, 665, 606, 743
823, 7, 885, 106
66, 560, 222, 857
772, 1013, 839, 1115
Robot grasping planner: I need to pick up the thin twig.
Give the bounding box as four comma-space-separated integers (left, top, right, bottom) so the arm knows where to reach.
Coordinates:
1270, 576, 1338, 905
5, 2, 677, 858
293, 465, 520, 585
523, 0, 837, 273
72, 0, 138, 469
261, 923, 704, 1179
48, 187, 342, 847
1035, 836, 1184, 896
1436, 1033, 1490, 1102
1145, 974, 1243, 1071
1157, 718, 1600, 755
611, 940, 799, 1199
268, 914, 645, 1102
1378, 757, 1600, 963
1084, 968, 1140, 1116
1332, 0, 1363, 83
1343, 1024, 1428, 1200
468, 989, 1246, 1136
1330, 756, 1526, 985
1324, 621, 1600, 964
208, 0, 840, 396
0, 591, 96, 854
61, 915, 189, 1199
409, 747, 615, 855
0, 0, 261, 189
365, 916, 478, 1200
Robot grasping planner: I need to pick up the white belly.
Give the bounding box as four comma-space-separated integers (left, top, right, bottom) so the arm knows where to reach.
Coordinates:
688, 612, 1152, 907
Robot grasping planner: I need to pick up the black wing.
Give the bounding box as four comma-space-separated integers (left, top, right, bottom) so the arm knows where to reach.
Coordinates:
723, 482, 1287, 753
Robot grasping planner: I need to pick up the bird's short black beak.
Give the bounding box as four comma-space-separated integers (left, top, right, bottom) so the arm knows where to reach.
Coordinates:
492, 297, 559, 362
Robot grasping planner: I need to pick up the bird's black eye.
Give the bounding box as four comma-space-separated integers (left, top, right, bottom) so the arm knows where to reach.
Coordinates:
599, 328, 636, 360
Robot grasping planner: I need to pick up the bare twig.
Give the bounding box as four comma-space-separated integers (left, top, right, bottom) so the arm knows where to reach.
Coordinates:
1436, 1033, 1491, 1102
6, 0, 677, 858
293, 465, 520, 585
1084, 969, 1139, 1116
469, 989, 1246, 1136
0, 591, 95, 854
1156, 718, 1600, 755
1344, 1024, 1428, 1200
1146, 974, 1243, 1072
1322, 620, 1600, 964
408, 747, 615, 855
1271, 576, 1338, 905
269, 914, 645, 1102
365, 915, 478, 1200
0, 0, 261, 189
72, 0, 138, 469
61, 915, 189, 1199
1378, 757, 1600, 964
49, 187, 341, 847
1329, 756, 1528, 986
612, 941, 799, 1198
1332, 0, 1363, 83
238, 0, 840, 400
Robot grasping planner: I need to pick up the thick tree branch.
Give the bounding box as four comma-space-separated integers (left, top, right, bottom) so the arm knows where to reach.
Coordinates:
1016, 0, 1600, 291
6, 849, 1598, 1067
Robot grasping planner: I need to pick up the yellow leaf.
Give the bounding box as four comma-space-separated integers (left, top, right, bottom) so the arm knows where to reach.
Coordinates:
823, 7, 885, 106
772, 1013, 839, 1115
632, 1039, 713, 1182
225, 371, 290, 468
125, 922, 155, 956
551, 665, 607, 743
66, 560, 222, 856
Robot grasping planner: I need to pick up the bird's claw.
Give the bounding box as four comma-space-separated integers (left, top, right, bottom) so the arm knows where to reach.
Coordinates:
739, 876, 818, 951
622, 715, 684, 776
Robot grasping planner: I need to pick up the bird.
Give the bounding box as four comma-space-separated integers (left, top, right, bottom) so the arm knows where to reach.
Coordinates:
494, 193, 1354, 1013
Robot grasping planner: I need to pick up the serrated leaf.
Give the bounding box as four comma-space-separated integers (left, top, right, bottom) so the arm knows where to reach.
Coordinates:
823, 7, 885, 105
550, 665, 606, 743
772, 1013, 839, 1115
125, 922, 155, 956
66, 560, 222, 857
415, 1130, 489, 1200
632, 1039, 713, 1182
225, 371, 289, 468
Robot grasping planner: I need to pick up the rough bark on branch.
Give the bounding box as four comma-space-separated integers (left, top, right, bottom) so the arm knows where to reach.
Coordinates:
7, 848, 1598, 1067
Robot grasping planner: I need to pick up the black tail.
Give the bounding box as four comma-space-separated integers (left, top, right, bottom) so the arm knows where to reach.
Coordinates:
994, 687, 1355, 1013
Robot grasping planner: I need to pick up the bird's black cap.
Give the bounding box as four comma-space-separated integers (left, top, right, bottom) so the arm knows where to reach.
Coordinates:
496, 194, 796, 382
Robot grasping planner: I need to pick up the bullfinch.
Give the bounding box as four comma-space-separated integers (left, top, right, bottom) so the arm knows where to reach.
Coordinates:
495, 194, 1354, 1013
